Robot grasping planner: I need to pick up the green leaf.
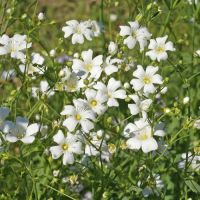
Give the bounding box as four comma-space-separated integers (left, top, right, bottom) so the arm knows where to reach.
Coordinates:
185, 180, 200, 193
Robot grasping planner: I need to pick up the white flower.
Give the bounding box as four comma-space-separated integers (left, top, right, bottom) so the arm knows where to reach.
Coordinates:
85, 88, 107, 115
130, 65, 163, 94
146, 35, 175, 61
72, 49, 103, 80
103, 56, 121, 75
61, 99, 96, 133
94, 78, 126, 107
0, 107, 10, 130
0, 34, 31, 61
5, 117, 39, 144
49, 130, 83, 165
108, 41, 118, 55
124, 118, 162, 153
128, 95, 152, 118
119, 21, 151, 50
62, 20, 93, 44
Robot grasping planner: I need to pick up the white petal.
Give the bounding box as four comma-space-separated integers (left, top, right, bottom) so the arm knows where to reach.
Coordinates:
146, 50, 157, 61
130, 79, 143, 91
82, 49, 93, 62
141, 138, 158, 153
93, 55, 103, 66
72, 33, 84, 44
60, 105, 75, 115
152, 74, 163, 84
80, 119, 94, 133
154, 130, 165, 137
0, 34, 10, 45
26, 123, 39, 136
63, 152, 74, 165
124, 36, 136, 49
107, 98, 119, 107
63, 117, 78, 132
128, 104, 140, 115
119, 26, 131, 36
53, 130, 65, 144
0, 47, 8, 55
5, 134, 18, 143
144, 84, 156, 94
133, 65, 145, 78
104, 65, 118, 75
113, 89, 126, 99
21, 136, 35, 144
146, 66, 158, 76
148, 39, 157, 49
128, 21, 139, 30
107, 78, 121, 92
157, 52, 168, 61
62, 26, 74, 38
50, 146, 63, 159
165, 41, 175, 51
69, 141, 83, 154
126, 138, 141, 150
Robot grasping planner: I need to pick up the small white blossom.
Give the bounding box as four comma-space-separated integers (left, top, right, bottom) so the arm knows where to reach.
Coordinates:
94, 78, 126, 107
124, 118, 164, 153
85, 88, 107, 115
128, 95, 152, 118
119, 21, 151, 50
72, 49, 103, 80
5, 117, 39, 144
103, 56, 121, 75
0, 34, 31, 61
131, 65, 163, 94
61, 99, 96, 133
50, 130, 83, 165
62, 20, 93, 44
146, 35, 175, 61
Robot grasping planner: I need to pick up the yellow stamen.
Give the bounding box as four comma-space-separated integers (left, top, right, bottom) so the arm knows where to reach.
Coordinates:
62, 143, 69, 150
75, 114, 81, 120
90, 100, 97, 107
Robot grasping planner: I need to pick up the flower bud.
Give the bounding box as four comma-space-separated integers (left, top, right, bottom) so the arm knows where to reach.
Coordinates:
38, 12, 45, 21
183, 96, 189, 104
108, 41, 118, 55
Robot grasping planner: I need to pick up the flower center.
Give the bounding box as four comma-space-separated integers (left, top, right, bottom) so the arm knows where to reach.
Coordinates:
85, 62, 92, 71
143, 76, 151, 84
156, 46, 165, 53
138, 132, 149, 141
62, 143, 69, 150
75, 114, 81, 120
90, 100, 97, 107
75, 26, 82, 34
16, 133, 25, 139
